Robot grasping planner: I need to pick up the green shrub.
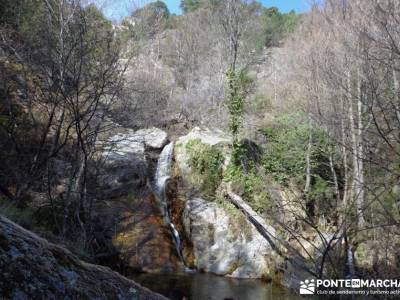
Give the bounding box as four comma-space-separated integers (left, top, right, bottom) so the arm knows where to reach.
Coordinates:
224, 163, 271, 214
246, 94, 272, 114
186, 139, 224, 198
262, 121, 309, 184
310, 176, 335, 213
262, 114, 340, 218
262, 114, 336, 187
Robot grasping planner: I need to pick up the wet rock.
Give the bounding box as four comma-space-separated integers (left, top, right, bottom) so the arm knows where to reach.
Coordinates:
0, 215, 167, 300
94, 127, 181, 274
108, 192, 184, 274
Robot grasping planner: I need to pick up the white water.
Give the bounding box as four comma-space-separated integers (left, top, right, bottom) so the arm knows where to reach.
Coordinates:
154, 142, 186, 265
347, 245, 355, 277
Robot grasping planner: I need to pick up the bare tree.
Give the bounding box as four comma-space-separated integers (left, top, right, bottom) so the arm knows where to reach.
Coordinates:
0, 0, 126, 247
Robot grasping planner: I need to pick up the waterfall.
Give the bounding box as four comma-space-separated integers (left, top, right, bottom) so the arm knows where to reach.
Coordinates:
347, 245, 355, 277
154, 142, 185, 265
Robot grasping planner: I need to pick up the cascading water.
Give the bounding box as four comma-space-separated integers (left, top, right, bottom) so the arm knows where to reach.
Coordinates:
347, 245, 355, 277
154, 142, 186, 265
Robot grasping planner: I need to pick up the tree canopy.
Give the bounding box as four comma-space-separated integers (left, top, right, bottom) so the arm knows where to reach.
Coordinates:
180, 0, 202, 13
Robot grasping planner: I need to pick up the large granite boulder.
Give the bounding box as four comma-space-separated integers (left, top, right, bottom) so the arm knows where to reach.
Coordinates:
175, 128, 280, 278
100, 132, 147, 198
0, 215, 167, 300
99, 127, 168, 198
175, 127, 231, 178
182, 197, 276, 279
135, 127, 169, 149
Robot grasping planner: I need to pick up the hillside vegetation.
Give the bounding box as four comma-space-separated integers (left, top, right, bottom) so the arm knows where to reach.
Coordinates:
1, 0, 400, 296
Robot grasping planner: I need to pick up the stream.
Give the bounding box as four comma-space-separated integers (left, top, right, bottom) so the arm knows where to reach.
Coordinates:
132, 272, 305, 300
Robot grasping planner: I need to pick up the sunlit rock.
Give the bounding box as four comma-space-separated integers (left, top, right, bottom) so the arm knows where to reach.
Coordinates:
175, 127, 231, 178
183, 197, 275, 279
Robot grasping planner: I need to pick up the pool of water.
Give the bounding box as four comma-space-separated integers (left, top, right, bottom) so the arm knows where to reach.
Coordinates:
132, 272, 304, 300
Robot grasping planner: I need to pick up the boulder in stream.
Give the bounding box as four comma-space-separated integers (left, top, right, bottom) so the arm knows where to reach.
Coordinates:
183, 197, 277, 279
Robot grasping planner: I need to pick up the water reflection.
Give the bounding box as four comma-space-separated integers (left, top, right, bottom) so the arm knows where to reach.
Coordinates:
133, 272, 303, 300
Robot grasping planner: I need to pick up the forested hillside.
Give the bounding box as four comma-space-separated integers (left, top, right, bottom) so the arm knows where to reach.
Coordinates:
1, 0, 400, 299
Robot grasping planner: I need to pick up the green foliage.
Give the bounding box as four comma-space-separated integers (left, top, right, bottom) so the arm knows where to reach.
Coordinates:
85, 4, 112, 29
84, 4, 119, 64
226, 69, 254, 163
367, 186, 400, 224
130, 1, 170, 39
224, 162, 271, 214
226, 68, 244, 137
262, 114, 338, 211
0, 0, 47, 45
262, 7, 301, 47
0, 0, 41, 31
180, 0, 202, 13
263, 121, 310, 184
309, 177, 335, 210
186, 139, 225, 198
226, 69, 254, 136
133, 1, 170, 19
223, 137, 270, 214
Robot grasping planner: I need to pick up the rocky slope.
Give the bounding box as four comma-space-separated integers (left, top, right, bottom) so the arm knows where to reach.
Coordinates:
0, 215, 168, 300
183, 197, 276, 278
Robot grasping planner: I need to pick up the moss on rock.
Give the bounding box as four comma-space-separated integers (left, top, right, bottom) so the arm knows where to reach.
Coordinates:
185, 139, 225, 198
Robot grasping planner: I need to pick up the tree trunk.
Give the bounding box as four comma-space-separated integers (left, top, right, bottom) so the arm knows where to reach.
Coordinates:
329, 150, 340, 211
356, 67, 365, 226
62, 151, 85, 236
348, 70, 365, 227
393, 68, 400, 127
341, 95, 349, 209
304, 110, 313, 218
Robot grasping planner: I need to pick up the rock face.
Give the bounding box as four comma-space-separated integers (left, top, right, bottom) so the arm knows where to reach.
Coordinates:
175, 127, 231, 177
99, 127, 168, 198
183, 197, 275, 279
100, 132, 147, 197
94, 127, 183, 273
0, 215, 167, 300
136, 127, 169, 149
108, 191, 184, 273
